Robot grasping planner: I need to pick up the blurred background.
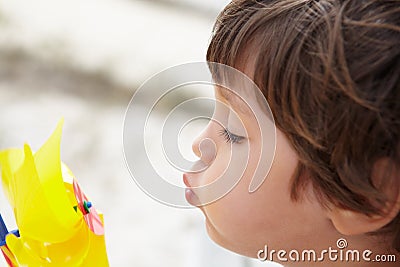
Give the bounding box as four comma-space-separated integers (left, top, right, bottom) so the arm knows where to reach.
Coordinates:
0, 1, 280, 266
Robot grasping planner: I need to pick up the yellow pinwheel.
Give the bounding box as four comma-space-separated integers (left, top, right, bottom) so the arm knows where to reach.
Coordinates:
0, 120, 109, 266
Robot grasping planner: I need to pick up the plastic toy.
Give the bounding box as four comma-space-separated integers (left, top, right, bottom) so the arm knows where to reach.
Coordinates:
0, 120, 109, 266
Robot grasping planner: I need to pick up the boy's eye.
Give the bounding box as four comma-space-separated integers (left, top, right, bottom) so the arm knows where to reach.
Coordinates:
219, 128, 245, 144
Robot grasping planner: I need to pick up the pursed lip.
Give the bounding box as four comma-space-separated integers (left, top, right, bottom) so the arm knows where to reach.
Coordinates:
183, 159, 206, 188
183, 173, 202, 206
183, 173, 193, 188
183, 160, 209, 206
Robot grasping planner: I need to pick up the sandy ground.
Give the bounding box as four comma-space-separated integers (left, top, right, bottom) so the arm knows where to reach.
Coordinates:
0, 0, 280, 266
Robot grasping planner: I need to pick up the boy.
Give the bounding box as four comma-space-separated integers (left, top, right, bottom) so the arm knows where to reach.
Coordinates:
184, 0, 399, 266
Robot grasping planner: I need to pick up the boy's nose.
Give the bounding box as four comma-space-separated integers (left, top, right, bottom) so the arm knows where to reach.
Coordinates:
192, 135, 216, 166
192, 136, 201, 159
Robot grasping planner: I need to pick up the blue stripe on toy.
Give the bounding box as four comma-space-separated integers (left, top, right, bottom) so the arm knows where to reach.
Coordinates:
0, 214, 8, 247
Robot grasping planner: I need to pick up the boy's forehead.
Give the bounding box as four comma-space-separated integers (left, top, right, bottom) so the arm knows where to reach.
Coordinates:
215, 86, 238, 103
215, 85, 254, 115
209, 60, 271, 118
214, 81, 273, 123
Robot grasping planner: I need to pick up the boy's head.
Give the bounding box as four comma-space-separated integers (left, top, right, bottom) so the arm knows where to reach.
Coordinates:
188, 0, 399, 263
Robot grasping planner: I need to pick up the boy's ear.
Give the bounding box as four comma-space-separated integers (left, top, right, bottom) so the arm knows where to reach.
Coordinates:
328, 158, 400, 236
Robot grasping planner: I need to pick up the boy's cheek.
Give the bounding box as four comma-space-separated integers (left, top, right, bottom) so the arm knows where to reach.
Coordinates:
191, 134, 264, 201
201, 183, 276, 254
191, 142, 236, 182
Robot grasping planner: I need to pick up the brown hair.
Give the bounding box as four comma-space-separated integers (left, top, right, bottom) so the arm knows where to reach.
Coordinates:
207, 0, 400, 251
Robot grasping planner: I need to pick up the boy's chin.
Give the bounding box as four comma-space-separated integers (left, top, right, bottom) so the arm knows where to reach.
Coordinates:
204, 219, 257, 259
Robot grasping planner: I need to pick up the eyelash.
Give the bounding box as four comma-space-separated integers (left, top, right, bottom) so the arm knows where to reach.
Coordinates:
218, 128, 245, 144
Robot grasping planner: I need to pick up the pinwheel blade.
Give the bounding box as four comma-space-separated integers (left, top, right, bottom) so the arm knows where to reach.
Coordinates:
73, 179, 104, 235
84, 211, 104, 236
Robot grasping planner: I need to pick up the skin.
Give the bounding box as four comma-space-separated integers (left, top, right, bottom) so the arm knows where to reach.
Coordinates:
184, 63, 399, 266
